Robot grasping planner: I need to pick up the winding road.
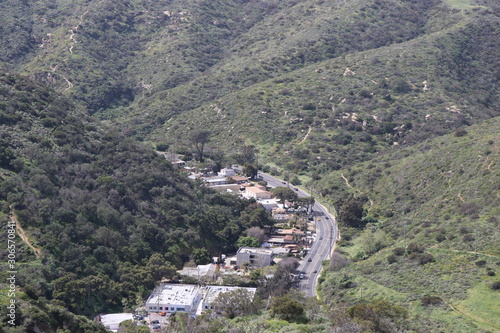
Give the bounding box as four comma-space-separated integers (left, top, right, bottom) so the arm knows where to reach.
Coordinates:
235, 168, 338, 297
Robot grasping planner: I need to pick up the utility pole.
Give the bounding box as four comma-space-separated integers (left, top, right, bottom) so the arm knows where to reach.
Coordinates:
403, 218, 408, 256
330, 226, 333, 257
474, 223, 478, 254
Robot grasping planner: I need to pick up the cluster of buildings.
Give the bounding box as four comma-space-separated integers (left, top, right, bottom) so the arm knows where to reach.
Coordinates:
144, 284, 257, 315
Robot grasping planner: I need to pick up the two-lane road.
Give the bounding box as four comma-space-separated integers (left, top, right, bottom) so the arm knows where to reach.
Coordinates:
242, 169, 337, 297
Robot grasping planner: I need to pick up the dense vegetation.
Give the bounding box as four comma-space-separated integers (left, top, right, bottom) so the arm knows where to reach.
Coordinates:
0, 0, 499, 331
0, 71, 271, 331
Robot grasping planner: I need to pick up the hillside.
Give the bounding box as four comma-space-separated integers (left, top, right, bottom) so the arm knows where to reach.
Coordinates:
0, 71, 270, 331
318, 117, 500, 332
0, 0, 499, 331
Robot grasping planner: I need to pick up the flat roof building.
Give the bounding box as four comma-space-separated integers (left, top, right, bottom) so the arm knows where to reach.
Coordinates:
245, 186, 273, 200
236, 247, 273, 268
145, 284, 201, 314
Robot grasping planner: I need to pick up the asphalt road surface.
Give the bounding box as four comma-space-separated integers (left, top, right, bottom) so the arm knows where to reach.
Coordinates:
236, 168, 338, 297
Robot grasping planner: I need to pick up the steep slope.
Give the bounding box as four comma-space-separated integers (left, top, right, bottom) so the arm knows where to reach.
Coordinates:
0, 71, 269, 330
318, 117, 499, 332
151, 6, 499, 174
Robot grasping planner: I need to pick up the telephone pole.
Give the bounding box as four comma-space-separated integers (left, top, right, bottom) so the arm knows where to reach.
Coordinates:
403, 218, 408, 256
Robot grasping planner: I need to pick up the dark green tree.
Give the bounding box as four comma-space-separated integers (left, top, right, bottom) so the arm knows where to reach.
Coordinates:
236, 236, 261, 248
191, 130, 210, 162
242, 163, 258, 179
270, 294, 305, 322
271, 187, 298, 208
338, 195, 366, 228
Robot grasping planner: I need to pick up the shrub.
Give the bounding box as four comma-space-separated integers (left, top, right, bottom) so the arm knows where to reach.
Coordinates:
463, 234, 474, 242
490, 282, 500, 291
407, 242, 425, 253
487, 271, 496, 276
421, 296, 442, 306
387, 254, 397, 264
454, 128, 468, 137
393, 247, 405, 256
475, 260, 487, 267
417, 254, 435, 265
435, 234, 446, 242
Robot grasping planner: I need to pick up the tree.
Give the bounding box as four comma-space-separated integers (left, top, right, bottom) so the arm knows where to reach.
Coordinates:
212, 289, 261, 318
246, 227, 266, 243
242, 162, 258, 179
147, 253, 177, 281
338, 195, 366, 228
271, 187, 298, 208
236, 236, 261, 248
346, 300, 408, 332
358, 229, 391, 255
192, 248, 211, 265
191, 130, 210, 162
270, 293, 305, 322
119, 320, 151, 333
278, 257, 299, 272
297, 197, 315, 214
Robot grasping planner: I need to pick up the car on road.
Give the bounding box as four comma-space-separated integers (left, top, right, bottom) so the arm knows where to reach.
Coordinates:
313, 270, 317, 273
317, 217, 321, 221
307, 258, 312, 262
299, 273, 305, 279
325, 216, 329, 219
319, 237, 323, 240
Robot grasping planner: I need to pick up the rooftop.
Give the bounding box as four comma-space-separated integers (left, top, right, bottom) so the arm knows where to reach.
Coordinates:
147, 284, 199, 306
237, 247, 273, 255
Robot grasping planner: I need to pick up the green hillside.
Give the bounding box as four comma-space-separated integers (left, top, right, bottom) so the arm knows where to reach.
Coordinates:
0, 0, 499, 331
0, 71, 270, 331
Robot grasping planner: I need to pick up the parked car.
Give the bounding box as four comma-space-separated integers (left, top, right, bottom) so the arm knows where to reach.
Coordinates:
308, 258, 312, 262
151, 320, 160, 324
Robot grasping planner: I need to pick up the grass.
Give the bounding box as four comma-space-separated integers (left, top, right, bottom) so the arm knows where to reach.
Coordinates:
456, 282, 500, 331
445, 0, 472, 9
321, 224, 500, 332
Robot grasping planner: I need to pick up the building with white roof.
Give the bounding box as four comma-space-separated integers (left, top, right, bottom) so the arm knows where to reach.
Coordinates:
145, 284, 201, 313
99, 313, 134, 332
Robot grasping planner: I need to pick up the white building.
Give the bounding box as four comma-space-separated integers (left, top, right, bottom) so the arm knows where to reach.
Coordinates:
236, 247, 273, 268
244, 186, 273, 200
145, 284, 201, 313
218, 168, 236, 177
99, 313, 134, 332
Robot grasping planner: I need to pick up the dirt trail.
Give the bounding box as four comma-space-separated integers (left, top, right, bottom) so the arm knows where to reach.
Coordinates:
299, 126, 312, 144
9, 206, 43, 259
341, 173, 374, 207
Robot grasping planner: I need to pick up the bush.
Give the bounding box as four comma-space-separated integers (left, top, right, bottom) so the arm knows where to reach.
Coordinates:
417, 254, 435, 265
463, 234, 474, 242
387, 254, 397, 264
393, 247, 405, 256
475, 260, 487, 267
407, 242, 425, 253
490, 282, 500, 291
421, 296, 442, 307
454, 128, 468, 137
435, 234, 446, 242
